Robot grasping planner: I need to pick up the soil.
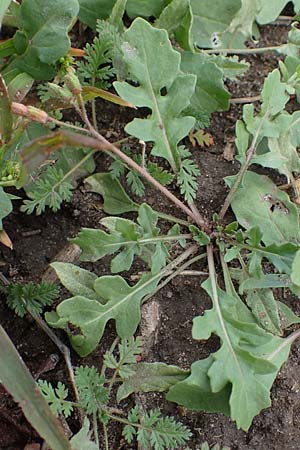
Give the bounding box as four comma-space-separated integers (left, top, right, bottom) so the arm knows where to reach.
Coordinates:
1, 15, 300, 450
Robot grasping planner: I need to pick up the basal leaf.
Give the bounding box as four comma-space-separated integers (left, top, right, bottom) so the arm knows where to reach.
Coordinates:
181, 52, 230, 124
46, 273, 162, 356
114, 18, 196, 172
257, 0, 300, 24
84, 173, 139, 214
228, 171, 300, 246
8, 0, 79, 80
117, 362, 189, 402
168, 279, 291, 431
51, 262, 99, 300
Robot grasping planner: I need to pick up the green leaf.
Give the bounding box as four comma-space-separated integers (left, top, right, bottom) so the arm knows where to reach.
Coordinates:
46, 272, 162, 356
70, 418, 99, 450
114, 18, 196, 172
8, 0, 79, 80
291, 250, 300, 286
155, 0, 194, 51
0, 75, 12, 143
229, 171, 300, 246
257, 0, 300, 24
51, 262, 98, 300
84, 173, 139, 214
104, 336, 142, 380
167, 356, 231, 415
0, 0, 11, 29
78, 0, 116, 28
245, 289, 282, 335
73, 203, 169, 273
189, 0, 241, 48
181, 52, 230, 123
75, 366, 109, 413
0, 187, 13, 230
117, 362, 189, 402
7, 282, 59, 317
38, 380, 73, 418
0, 325, 72, 450
168, 279, 291, 431
189, 225, 210, 245
126, 0, 168, 18
278, 301, 300, 329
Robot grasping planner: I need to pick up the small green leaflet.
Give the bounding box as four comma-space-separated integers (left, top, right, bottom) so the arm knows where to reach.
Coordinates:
73, 203, 169, 273
46, 272, 163, 356
228, 171, 300, 246
114, 18, 196, 173
167, 279, 291, 431
117, 362, 188, 402
8, 0, 79, 80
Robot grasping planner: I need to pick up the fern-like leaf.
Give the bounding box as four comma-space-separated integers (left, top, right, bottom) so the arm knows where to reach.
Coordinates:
75, 366, 109, 414
177, 158, 200, 204
7, 282, 59, 317
104, 337, 142, 379
123, 406, 191, 450
38, 380, 73, 417
77, 20, 121, 87
21, 167, 73, 215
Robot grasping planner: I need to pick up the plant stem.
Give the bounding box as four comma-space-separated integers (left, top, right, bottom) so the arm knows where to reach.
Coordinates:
156, 211, 190, 227
91, 77, 98, 132
75, 93, 211, 233
219, 111, 267, 221
49, 118, 92, 135
93, 412, 99, 447
267, 328, 300, 361
202, 45, 284, 55
103, 422, 109, 450
230, 95, 261, 104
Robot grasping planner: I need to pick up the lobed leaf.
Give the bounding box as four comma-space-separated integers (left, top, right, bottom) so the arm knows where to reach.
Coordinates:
167, 279, 291, 430
46, 272, 162, 356
114, 18, 196, 172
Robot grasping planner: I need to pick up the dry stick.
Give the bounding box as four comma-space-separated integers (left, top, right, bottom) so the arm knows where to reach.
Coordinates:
70, 97, 211, 233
